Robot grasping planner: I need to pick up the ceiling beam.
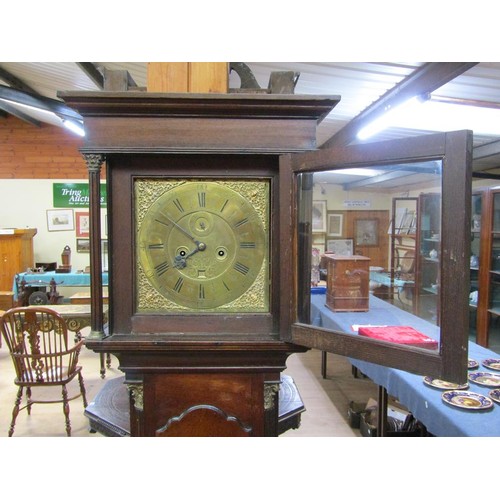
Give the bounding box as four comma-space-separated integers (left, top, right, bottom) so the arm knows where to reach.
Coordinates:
76, 62, 105, 89
473, 139, 500, 160
322, 62, 478, 149
0, 65, 80, 125
0, 99, 41, 126
342, 161, 440, 190
0, 84, 83, 121
0, 65, 39, 94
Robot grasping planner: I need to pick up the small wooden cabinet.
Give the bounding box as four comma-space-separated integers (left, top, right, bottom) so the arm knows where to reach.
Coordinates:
0, 229, 37, 292
324, 255, 370, 312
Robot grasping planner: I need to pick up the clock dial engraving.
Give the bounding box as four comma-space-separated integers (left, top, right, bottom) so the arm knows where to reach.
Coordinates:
136, 179, 269, 312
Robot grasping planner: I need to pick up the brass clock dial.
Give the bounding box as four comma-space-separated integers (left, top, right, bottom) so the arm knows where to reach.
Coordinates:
136, 179, 269, 312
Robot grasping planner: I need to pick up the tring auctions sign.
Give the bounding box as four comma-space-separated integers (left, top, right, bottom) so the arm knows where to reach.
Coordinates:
53, 183, 107, 208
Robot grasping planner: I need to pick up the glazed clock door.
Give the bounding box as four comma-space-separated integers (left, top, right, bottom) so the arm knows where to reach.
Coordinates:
281, 130, 472, 384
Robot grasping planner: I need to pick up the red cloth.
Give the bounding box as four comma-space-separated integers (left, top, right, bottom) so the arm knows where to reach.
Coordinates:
358, 326, 438, 350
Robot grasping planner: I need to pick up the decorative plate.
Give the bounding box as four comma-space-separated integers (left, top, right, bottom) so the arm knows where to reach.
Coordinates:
442, 391, 493, 410
468, 372, 500, 387
423, 377, 468, 390
482, 358, 500, 371
468, 359, 479, 370
489, 389, 500, 404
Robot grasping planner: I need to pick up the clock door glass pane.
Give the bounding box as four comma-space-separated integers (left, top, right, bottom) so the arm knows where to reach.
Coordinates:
288, 131, 471, 383
298, 159, 442, 335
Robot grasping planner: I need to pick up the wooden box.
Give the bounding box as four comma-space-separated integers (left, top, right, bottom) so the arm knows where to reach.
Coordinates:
324, 255, 371, 312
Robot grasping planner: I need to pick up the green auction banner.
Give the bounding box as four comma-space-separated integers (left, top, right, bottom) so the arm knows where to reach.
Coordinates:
53, 183, 107, 208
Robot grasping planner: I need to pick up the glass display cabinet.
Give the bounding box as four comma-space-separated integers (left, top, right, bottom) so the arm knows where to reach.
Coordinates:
389, 197, 418, 312
469, 186, 500, 347
488, 190, 500, 346
469, 191, 483, 340
469, 186, 500, 349
416, 192, 441, 324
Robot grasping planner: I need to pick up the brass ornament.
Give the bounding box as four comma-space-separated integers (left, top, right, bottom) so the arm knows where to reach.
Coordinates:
264, 382, 280, 410
127, 383, 144, 411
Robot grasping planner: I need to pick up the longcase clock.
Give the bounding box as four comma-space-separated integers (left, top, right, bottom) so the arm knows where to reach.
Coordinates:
59, 92, 340, 436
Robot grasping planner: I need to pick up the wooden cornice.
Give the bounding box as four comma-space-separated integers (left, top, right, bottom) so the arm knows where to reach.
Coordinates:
58, 91, 340, 121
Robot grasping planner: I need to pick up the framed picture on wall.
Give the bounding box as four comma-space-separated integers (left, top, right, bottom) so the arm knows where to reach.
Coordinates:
312, 200, 327, 233
327, 238, 354, 255
76, 212, 90, 237
76, 238, 90, 253
46, 209, 74, 232
327, 212, 343, 237
355, 219, 379, 246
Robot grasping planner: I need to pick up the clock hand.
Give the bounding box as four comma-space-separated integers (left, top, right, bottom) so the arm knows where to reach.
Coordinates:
161, 213, 202, 246
174, 241, 206, 269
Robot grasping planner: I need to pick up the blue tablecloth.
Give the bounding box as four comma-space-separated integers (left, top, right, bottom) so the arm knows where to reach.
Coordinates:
13, 272, 109, 300
369, 271, 413, 289
311, 293, 500, 437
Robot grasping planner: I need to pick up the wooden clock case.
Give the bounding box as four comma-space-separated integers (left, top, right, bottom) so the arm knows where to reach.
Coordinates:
59, 92, 340, 437
60, 88, 473, 435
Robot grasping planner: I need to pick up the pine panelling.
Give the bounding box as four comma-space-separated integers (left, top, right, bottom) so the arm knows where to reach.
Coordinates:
147, 63, 189, 92
189, 62, 228, 93
147, 62, 229, 93
0, 115, 98, 179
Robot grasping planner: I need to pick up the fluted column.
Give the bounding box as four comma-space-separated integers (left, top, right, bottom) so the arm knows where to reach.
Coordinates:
83, 153, 105, 339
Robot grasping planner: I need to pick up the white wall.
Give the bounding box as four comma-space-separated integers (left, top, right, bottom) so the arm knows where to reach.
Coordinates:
0, 178, 107, 274
312, 182, 393, 210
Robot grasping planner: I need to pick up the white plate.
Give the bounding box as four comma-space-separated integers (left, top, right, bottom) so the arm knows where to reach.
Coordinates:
482, 359, 500, 371
423, 377, 468, 390
468, 359, 479, 370
489, 389, 500, 404
468, 372, 500, 387
442, 391, 493, 410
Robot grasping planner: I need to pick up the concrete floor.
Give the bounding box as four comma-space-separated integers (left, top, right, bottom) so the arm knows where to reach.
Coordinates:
0, 329, 378, 438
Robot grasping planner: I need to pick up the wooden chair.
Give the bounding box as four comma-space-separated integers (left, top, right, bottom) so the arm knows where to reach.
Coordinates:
0, 307, 88, 437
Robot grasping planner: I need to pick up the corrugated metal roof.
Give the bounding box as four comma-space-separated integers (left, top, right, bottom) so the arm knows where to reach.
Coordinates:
2, 61, 500, 171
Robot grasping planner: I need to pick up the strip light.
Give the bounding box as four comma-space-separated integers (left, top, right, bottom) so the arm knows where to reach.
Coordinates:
62, 118, 85, 137
357, 96, 500, 140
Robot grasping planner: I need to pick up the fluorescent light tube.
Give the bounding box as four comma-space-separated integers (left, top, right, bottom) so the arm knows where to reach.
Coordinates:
357, 96, 500, 140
